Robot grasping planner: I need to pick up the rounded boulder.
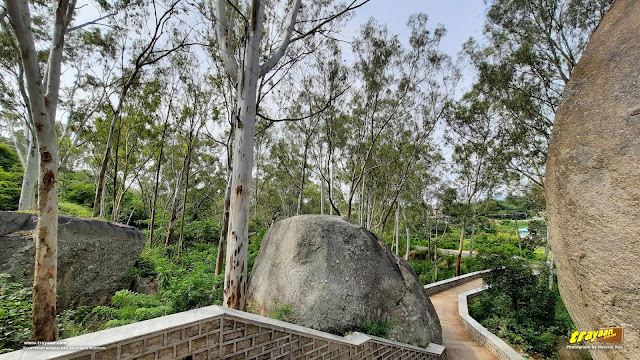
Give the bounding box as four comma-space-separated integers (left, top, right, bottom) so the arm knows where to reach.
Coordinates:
247, 215, 442, 347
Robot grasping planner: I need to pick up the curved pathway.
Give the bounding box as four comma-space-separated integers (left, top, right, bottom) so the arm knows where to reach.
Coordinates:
429, 278, 498, 360
415, 246, 476, 257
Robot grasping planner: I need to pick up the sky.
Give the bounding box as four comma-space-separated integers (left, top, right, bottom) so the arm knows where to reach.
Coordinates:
349, 0, 487, 62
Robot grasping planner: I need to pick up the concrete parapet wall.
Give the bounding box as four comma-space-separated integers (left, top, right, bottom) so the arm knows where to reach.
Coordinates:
0, 306, 446, 360
458, 287, 524, 360
423, 269, 491, 296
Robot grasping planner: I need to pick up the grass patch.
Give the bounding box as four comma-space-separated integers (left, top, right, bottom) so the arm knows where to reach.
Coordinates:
58, 201, 93, 218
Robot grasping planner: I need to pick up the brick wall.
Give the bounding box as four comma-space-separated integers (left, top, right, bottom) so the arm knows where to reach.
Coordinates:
0, 306, 445, 360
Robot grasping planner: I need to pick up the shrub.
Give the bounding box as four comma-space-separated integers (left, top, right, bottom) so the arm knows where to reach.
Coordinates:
359, 321, 393, 338
266, 300, 293, 322
0, 144, 23, 211
111, 290, 163, 308
468, 257, 573, 358
177, 219, 221, 245
0, 274, 32, 353
58, 201, 93, 217
62, 182, 95, 206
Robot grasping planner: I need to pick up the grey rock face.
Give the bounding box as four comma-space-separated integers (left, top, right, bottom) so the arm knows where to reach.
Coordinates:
546, 1, 640, 358
247, 215, 442, 347
0, 211, 146, 309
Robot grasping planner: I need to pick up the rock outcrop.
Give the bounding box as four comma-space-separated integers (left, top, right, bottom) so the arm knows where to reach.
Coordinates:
247, 215, 442, 347
0, 211, 146, 309
546, 1, 640, 358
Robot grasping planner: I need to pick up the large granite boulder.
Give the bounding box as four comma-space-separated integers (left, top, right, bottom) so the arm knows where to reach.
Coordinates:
546, 1, 640, 358
247, 215, 442, 347
0, 211, 146, 309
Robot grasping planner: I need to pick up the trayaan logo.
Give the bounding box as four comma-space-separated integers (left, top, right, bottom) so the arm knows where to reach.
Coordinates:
569, 327, 624, 344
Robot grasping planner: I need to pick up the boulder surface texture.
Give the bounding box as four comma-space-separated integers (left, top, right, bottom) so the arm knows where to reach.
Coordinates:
0, 211, 146, 309
247, 215, 442, 347
546, 1, 640, 358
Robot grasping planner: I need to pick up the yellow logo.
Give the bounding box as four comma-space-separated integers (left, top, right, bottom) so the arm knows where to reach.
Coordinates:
569, 327, 624, 343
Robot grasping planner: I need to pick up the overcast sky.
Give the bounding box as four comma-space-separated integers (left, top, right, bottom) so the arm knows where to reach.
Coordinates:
351, 0, 487, 55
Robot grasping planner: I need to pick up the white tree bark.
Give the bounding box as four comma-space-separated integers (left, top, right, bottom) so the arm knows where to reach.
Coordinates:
394, 204, 400, 255
403, 204, 410, 260
223, 0, 265, 310
218, 0, 364, 310
7, 0, 74, 341
19, 132, 39, 210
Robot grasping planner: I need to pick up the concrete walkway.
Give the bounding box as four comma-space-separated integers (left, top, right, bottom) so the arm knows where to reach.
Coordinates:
430, 278, 498, 360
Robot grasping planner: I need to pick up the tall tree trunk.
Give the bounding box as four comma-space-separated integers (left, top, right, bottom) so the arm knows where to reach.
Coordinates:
215, 174, 232, 275
165, 156, 186, 247
7, 0, 74, 341
548, 252, 554, 290
92, 110, 120, 217
177, 128, 195, 259
456, 215, 466, 276
224, 0, 264, 311
111, 123, 121, 221
394, 204, 399, 255
149, 122, 168, 246
469, 223, 476, 257
320, 169, 325, 215
402, 205, 410, 260
19, 133, 38, 210
359, 172, 365, 225
542, 226, 550, 262
329, 159, 334, 215
296, 136, 309, 215
514, 217, 523, 256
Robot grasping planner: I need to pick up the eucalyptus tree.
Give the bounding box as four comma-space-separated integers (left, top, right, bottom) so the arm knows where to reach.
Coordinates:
3, 0, 127, 342
214, 0, 370, 310
462, 0, 614, 191
344, 15, 456, 221
91, 0, 193, 218
446, 97, 503, 276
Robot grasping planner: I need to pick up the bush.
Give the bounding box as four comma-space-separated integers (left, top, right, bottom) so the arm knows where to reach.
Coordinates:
0, 144, 23, 211
266, 300, 293, 322
468, 257, 573, 358
59, 201, 93, 217
111, 290, 163, 308
180, 219, 221, 244
0, 274, 32, 353
62, 182, 95, 206
358, 321, 393, 338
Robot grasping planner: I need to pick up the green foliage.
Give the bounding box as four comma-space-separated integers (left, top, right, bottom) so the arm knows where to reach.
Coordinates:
473, 232, 522, 257
58, 201, 93, 218
469, 258, 575, 358
62, 182, 95, 207
111, 290, 163, 308
0, 274, 31, 353
0, 144, 22, 172
0, 144, 23, 211
248, 227, 267, 274
266, 300, 293, 322
180, 219, 221, 244
358, 321, 393, 338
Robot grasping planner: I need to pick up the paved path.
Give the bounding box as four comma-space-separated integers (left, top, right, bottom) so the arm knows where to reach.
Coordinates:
415, 246, 477, 258
430, 278, 498, 360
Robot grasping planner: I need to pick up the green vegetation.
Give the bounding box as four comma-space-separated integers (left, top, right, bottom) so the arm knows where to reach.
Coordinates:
358, 321, 393, 339
469, 258, 574, 358
58, 201, 93, 218
265, 300, 293, 322
0, 144, 23, 211
0, 275, 32, 353
55, 228, 269, 344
